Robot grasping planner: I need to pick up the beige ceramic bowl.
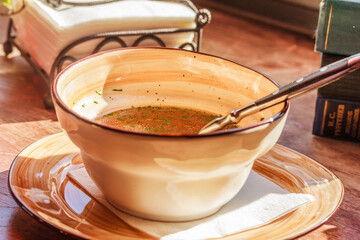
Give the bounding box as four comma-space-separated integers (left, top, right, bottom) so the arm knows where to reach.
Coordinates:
52, 47, 289, 221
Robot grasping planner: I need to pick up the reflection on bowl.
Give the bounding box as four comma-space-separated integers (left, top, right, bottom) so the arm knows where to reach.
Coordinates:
52, 47, 289, 221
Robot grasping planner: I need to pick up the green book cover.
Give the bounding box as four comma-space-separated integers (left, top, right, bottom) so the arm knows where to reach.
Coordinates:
315, 0, 360, 55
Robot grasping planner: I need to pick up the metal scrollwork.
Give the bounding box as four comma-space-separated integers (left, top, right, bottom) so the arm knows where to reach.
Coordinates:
196, 9, 211, 27
4, 1, 211, 108
92, 37, 127, 53
132, 35, 166, 47
179, 42, 196, 51
56, 56, 78, 73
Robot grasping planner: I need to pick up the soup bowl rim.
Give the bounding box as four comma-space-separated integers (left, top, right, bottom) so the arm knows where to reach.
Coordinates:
52, 47, 290, 138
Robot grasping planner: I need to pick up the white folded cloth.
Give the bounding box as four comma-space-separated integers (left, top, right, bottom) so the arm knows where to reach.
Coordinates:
11, 0, 197, 75
68, 167, 314, 239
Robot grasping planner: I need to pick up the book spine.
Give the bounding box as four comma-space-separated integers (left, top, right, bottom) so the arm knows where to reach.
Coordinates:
313, 97, 360, 141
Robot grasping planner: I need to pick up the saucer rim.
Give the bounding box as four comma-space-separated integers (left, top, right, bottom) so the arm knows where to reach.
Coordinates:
8, 132, 344, 239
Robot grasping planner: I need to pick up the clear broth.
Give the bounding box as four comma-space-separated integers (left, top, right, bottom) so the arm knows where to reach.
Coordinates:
95, 106, 224, 135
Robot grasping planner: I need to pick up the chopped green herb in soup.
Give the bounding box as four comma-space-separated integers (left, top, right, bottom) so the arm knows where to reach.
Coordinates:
95, 106, 226, 135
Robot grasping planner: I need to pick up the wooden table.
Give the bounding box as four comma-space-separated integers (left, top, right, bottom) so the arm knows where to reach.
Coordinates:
1, 4, 359, 240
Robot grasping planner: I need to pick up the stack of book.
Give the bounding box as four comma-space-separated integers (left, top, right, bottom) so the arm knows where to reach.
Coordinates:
313, 0, 360, 141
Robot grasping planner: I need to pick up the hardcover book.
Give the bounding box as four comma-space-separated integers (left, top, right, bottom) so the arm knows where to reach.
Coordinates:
313, 97, 360, 141
313, 0, 360, 140
315, 0, 360, 56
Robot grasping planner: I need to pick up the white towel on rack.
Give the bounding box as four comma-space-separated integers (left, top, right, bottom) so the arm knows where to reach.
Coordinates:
11, 0, 197, 75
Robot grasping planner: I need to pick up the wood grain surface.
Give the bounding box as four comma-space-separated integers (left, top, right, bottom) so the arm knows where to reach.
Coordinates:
1, 2, 359, 239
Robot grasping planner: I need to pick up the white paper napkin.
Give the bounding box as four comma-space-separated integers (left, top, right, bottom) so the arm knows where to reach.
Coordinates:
68, 167, 314, 239
11, 0, 197, 74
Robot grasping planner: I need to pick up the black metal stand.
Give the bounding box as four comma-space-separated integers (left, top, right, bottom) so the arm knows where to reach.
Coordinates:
4, 0, 211, 108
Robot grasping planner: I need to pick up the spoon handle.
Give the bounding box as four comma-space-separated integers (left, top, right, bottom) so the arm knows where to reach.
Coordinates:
199, 53, 360, 134
232, 53, 360, 120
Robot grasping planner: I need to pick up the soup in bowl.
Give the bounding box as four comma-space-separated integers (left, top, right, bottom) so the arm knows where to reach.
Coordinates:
52, 47, 289, 221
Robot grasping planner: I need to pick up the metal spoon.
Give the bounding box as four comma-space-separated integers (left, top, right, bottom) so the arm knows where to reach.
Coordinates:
199, 53, 360, 135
